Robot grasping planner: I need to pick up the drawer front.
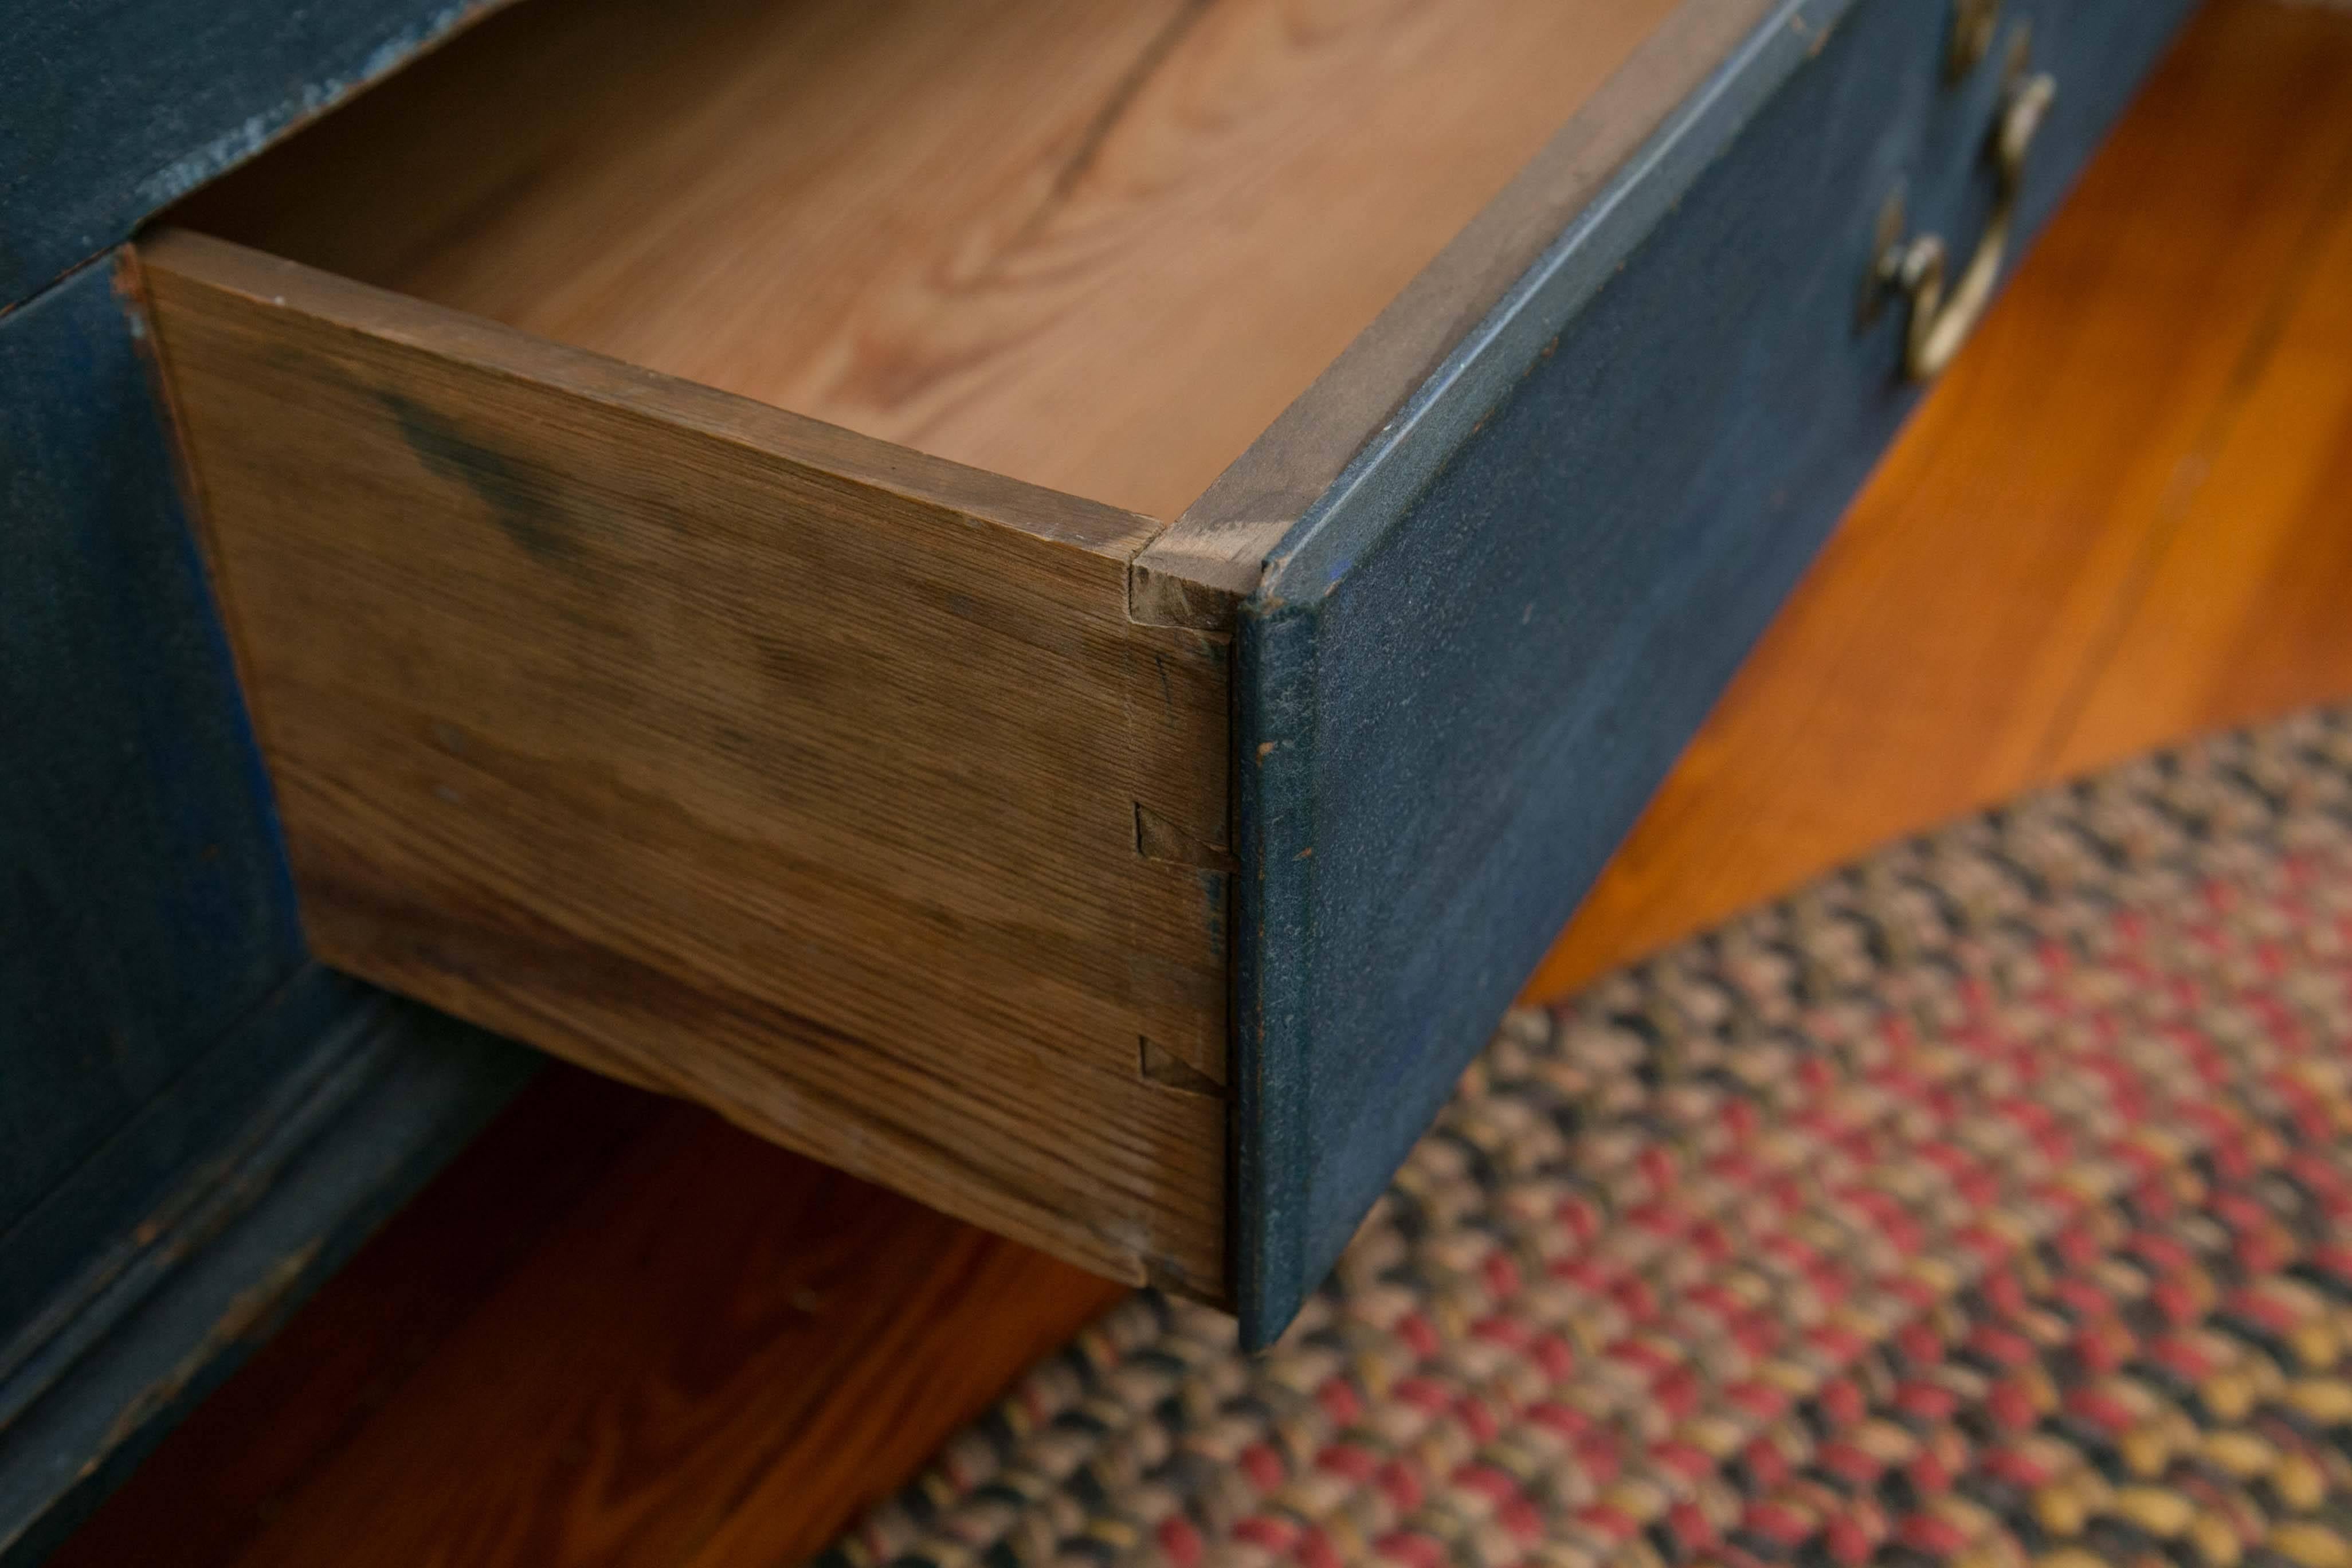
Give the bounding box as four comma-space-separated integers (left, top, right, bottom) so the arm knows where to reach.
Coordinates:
1233, 0, 2198, 1344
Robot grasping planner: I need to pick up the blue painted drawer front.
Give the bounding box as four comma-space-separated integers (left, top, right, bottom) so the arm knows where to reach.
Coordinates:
1232, 0, 2198, 1345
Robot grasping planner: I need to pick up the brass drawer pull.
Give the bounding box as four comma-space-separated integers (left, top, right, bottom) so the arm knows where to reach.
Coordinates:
1950, 0, 2002, 77
1881, 63, 2056, 381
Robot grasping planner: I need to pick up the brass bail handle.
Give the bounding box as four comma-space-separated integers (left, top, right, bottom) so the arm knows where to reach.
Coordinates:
1882, 64, 2057, 381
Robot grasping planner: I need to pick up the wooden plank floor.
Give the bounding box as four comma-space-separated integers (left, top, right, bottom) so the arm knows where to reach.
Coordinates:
59, 2, 2352, 1562
1526, 0, 2352, 998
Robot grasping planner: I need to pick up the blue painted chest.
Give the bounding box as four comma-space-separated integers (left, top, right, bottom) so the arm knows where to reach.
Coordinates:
1, 2, 2198, 1552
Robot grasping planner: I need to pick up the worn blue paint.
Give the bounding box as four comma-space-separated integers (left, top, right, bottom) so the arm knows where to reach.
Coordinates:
0, 257, 536, 1554
0, 257, 303, 1251
1233, 0, 2201, 1347
2, 5, 557, 1532
0, 0, 499, 307
0, 977, 534, 1566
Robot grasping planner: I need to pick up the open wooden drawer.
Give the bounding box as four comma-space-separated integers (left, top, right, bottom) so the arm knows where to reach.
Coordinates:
136, 0, 2196, 1345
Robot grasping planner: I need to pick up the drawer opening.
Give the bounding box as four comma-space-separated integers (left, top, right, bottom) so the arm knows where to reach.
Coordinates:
161, 0, 1676, 526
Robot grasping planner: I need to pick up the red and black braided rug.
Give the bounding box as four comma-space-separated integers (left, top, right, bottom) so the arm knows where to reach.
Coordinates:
823, 708, 2352, 1568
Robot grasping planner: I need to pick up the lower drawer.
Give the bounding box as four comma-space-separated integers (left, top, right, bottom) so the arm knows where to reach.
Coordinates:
138, 0, 2196, 1344
143, 237, 1237, 1301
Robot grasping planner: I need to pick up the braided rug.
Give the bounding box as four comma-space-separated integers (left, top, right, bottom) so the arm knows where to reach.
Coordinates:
822, 707, 2352, 1568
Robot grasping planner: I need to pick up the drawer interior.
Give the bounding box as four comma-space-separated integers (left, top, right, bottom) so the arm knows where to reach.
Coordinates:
142, 0, 1687, 1304
168, 0, 1680, 523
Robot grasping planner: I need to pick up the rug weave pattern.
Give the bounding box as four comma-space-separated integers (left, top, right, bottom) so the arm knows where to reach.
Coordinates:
823, 708, 2352, 1568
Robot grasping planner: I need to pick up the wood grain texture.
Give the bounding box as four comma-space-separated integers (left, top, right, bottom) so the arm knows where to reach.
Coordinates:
2048, 133, 2352, 775
62, 3, 2352, 1564
58, 1084, 1124, 1568
142, 232, 1231, 1298
1527, 0, 2352, 1002
44, 1064, 664, 1568
173, 0, 1687, 528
